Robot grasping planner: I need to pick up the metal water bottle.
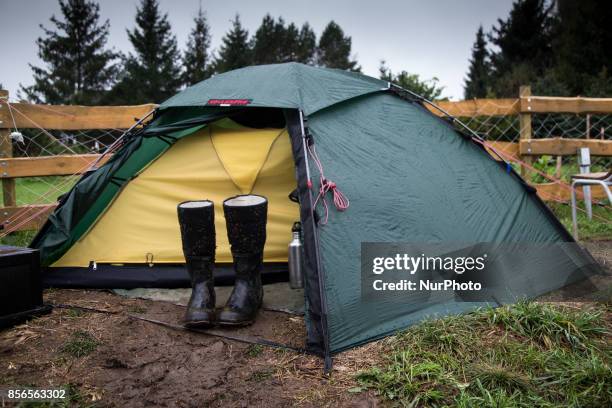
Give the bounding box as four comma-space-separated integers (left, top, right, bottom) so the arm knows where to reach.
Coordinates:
288, 221, 304, 289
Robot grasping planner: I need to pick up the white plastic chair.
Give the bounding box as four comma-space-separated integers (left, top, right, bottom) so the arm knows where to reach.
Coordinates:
570, 170, 612, 239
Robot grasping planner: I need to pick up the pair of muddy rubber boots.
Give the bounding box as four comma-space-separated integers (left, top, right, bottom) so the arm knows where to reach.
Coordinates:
177, 194, 267, 328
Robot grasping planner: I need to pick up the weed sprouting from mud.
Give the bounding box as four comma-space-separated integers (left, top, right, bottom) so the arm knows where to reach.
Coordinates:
60, 331, 99, 358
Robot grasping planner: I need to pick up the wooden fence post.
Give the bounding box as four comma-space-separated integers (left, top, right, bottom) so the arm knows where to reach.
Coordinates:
519, 85, 533, 179
0, 90, 17, 208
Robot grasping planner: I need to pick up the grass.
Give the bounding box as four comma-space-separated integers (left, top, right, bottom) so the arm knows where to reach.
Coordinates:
0, 176, 76, 247
246, 344, 264, 358
354, 301, 611, 407
248, 369, 274, 382
0, 176, 76, 207
1, 229, 38, 247
548, 201, 612, 241
60, 330, 99, 358
64, 308, 84, 318
9, 176, 77, 206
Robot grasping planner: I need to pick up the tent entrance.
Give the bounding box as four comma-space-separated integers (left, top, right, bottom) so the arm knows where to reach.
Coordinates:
52, 118, 300, 269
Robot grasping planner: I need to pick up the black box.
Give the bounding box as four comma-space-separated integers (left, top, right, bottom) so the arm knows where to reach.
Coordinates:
0, 246, 51, 329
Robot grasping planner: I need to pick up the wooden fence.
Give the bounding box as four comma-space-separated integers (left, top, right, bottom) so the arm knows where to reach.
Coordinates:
0, 86, 610, 232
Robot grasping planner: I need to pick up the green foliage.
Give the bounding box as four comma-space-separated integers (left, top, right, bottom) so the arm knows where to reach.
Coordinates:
251, 15, 316, 65
485, 301, 607, 350
21, 0, 118, 104
0, 230, 37, 247
355, 302, 611, 407
548, 201, 612, 241
65, 308, 84, 318
379, 61, 445, 101
251, 14, 284, 65
213, 14, 252, 74
488, 0, 554, 97
181, 7, 212, 86
246, 344, 264, 358
61, 330, 99, 358
11, 176, 76, 205
464, 26, 490, 99
247, 369, 274, 382
296, 23, 317, 65
107, 0, 181, 104
316, 21, 360, 72
554, 0, 612, 96
474, 0, 612, 97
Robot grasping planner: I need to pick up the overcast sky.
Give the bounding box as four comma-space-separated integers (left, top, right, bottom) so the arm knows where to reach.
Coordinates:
0, 0, 514, 101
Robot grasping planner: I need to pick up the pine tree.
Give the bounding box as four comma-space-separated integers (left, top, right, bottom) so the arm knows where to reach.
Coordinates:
464, 26, 491, 99
296, 23, 316, 64
554, 0, 612, 95
488, 0, 555, 96
182, 6, 212, 86
107, 0, 181, 104
282, 22, 300, 62
252, 16, 316, 65
21, 0, 117, 104
316, 21, 360, 71
214, 14, 252, 73
252, 14, 281, 65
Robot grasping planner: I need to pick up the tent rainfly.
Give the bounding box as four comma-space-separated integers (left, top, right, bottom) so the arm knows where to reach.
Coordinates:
31, 63, 600, 367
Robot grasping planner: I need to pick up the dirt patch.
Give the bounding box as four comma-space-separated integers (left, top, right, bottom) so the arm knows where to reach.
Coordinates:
0, 289, 376, 407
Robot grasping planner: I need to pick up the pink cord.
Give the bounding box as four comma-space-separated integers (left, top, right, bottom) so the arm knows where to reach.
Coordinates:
307, 143, 349, 224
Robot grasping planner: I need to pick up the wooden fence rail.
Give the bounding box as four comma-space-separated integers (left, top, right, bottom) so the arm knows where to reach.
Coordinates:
0, 102, 157, 130
0, 87, 610, 232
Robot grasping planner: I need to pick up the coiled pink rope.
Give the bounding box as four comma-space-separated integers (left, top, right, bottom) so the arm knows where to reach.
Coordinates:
307, 143, 349, 224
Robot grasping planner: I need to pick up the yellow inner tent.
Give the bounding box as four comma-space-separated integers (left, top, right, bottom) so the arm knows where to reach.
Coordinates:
54, 119, 300, 267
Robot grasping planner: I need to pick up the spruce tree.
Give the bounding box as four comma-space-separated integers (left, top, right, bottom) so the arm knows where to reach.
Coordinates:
464, 26, 490, 99
214, 14, 252, 73
295, 23, 316, 64
488, 0, 554, 96
554, 0, 612, 95
182, 6, 212, 86
252, 16, 316, 65
316, 21, 360, 71
107, 0, 181, 104
22, 0, 117, 104
252, 14, 281, 65
282, 22, 300, 62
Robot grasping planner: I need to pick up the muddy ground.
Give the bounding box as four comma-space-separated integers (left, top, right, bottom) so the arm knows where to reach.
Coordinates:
0, 290, 377, 407
0, 241, 610, 407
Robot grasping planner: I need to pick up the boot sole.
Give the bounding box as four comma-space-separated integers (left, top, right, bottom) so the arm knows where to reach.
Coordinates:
184, 320, 214, 328
217, 320, 255, 327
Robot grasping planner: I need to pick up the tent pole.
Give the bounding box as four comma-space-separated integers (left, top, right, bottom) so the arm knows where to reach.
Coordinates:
297, 109, 333, 372
298, 110, 313, 187
89, 108, 157, 169
389, 85, 491, 146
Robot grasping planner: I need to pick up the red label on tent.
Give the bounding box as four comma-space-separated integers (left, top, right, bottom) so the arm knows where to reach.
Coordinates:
207, 99, 252, 106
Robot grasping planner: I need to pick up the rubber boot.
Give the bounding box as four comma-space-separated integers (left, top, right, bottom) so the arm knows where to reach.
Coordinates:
177, 200, 216, 327
218, 195, 268, 326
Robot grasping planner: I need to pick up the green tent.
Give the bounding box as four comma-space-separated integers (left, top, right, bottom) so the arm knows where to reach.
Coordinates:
31, 63, 600, 367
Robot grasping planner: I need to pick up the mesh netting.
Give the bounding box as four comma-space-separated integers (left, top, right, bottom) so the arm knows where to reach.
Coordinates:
1, 127, 124, 208
447, 100, 611, 184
